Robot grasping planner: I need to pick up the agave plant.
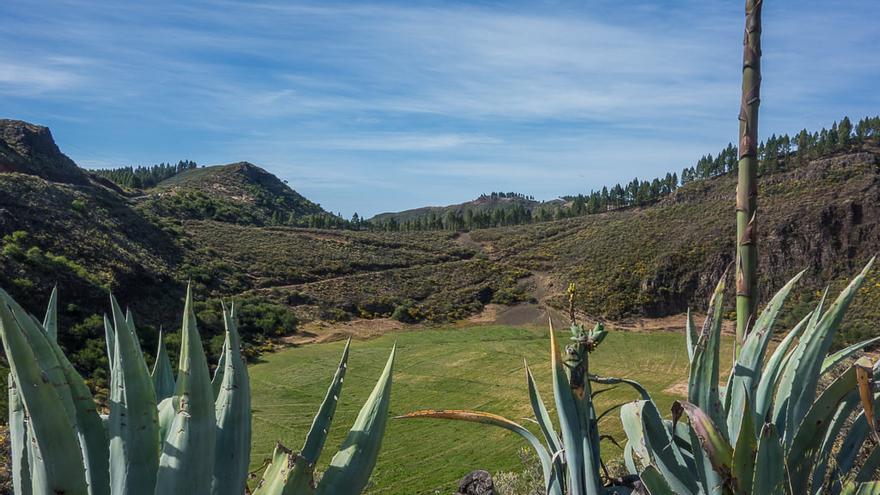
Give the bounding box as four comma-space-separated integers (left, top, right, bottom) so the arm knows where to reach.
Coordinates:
253, 337, 396, 495
2, 284, 251, 495
399, 320, 649, 494
620, 259, 880, 494
2, 284, 395, 495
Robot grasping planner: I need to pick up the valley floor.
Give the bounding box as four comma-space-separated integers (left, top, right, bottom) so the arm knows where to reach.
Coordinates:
248, 324, 734, 494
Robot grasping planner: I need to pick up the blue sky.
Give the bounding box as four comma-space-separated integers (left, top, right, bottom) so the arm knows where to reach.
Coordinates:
2, 1, 878, 217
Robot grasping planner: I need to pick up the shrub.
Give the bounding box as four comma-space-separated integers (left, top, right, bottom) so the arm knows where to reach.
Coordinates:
392, 301, 424, 323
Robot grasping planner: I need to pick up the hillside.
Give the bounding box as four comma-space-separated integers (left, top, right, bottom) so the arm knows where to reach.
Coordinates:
1, 117, 879, 395
138, 161, 328, 226
470, 146, 880, 343
0, 120, 528, 389
370, 193, 563, 229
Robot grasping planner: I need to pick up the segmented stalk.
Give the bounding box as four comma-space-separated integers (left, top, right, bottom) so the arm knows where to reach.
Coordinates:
735, 0, 763, 350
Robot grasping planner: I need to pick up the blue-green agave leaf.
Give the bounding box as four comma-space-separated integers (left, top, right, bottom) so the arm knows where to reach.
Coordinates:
751, 423, 784, 495
727, 271, 803, 440
316, 345, 396, 495
155, 285, 217, 493
639, 465, 676, 495
8, 373, 31, 495
686, 308, 697, 365
754, 311, 811, 423
152, 328, 176, 402
549, 322, 589, 495
620, 400, 698, 495
788, 362, 859, 493
397, 408, 561, 495
0, 295, 88, 495
731, 389, 756, 495
42, 285, 58, 342
212, 302, 252, 495
108, 294, 159, 495
823, 337, 880, 375
103, 314, 116, 374
782, 259, 874, 445
689, 276, 727, 439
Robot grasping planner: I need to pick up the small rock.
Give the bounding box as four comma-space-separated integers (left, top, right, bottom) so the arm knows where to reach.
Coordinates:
456, 470, 495, 495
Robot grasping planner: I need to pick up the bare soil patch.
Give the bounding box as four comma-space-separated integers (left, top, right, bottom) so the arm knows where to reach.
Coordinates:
283, 317, 407, 346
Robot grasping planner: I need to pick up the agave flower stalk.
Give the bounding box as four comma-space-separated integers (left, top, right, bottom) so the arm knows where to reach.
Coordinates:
735, 0, 763, 349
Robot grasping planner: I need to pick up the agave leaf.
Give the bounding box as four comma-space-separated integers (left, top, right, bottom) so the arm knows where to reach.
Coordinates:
253, 443, 297, 495
548, 321, 589, 495
689, 276, 727, 439
856, 446, 880, 483
823, 337, 880, 375
772, 290, 826, 432
39, 306, 110, 495
812, 390, 863, 491
787, 362, 860, 493
0, 296, 89, 495
152, 328, 176, 402
212, 302, 252, 495
526, 362, 562, 458
754, 311, 811, 423
727, 271, 803, 440
782, 259, 874, 445
730, 388, 756, 495
8, 374, 31, 495
836, 410, 873, 487
0, 289, 77, 421
640, 465, 676, 495
0, 289, 109, 494
303, 338, 350, 464
155, 285, 217, 493
686, 308, 697, 364
397, 409, 561, 495
108, 294, 159, 495
686, 418, 724, 495
103, 314, 116, 373
751, 423, 784, 495
673, 401, 733, 486
316, 345, 396, 495
589, 375, 651, 401
620, 400, 698, 495
273, 337, 352, 494
42, 285, 58, 342
623, 440, 638, 475
212, 339, 227, 399
156, 396, 179, 446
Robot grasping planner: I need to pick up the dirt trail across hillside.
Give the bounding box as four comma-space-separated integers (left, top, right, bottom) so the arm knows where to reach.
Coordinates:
279, 231, 730, 347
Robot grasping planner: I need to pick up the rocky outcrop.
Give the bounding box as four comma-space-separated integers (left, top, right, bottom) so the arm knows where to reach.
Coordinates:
0, 119, 89, 185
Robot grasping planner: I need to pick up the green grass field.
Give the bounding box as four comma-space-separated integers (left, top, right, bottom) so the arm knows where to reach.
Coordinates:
248, 325, 734, 494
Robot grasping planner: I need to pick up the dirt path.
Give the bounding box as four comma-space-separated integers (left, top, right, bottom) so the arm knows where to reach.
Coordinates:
274, 230, 730, 348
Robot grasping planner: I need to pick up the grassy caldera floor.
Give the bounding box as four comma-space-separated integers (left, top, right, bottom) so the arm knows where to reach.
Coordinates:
248, 324, 733, 494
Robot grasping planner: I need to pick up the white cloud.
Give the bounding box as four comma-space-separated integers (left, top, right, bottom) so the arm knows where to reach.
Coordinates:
1, 0, 878, 217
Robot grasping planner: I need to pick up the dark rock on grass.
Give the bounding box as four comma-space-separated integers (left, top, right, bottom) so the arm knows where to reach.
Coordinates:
457, 470, 495, 495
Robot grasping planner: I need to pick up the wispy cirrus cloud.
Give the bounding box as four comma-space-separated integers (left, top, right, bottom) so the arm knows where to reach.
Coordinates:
0, 0, 878, 216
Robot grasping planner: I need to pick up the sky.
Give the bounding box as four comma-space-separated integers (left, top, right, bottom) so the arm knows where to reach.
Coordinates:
2, 1, 879, 218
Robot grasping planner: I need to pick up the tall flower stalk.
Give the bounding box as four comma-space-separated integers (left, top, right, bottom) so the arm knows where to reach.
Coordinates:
736, 0, 763, 350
